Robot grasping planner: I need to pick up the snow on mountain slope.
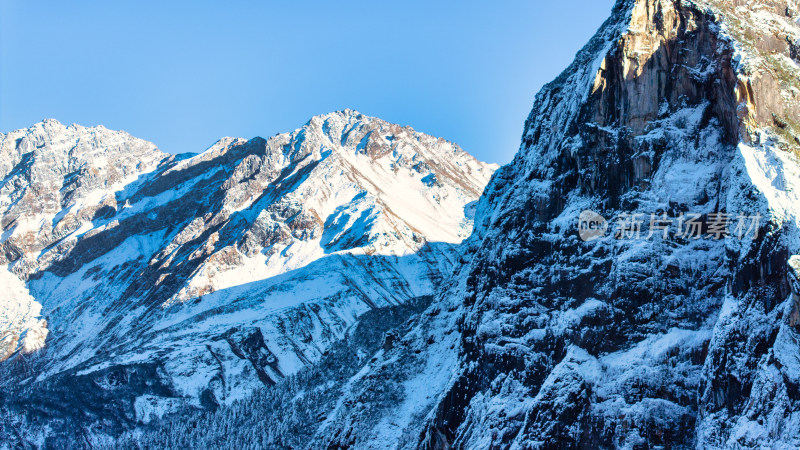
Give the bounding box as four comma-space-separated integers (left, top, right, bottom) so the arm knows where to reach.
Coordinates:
0, 110, 496, 434
312, 1, 800, 448
0, 265, 47, 360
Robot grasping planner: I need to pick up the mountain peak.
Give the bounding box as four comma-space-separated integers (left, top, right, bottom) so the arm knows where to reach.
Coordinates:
39, 117, 64, 127
0, 110, 496, 410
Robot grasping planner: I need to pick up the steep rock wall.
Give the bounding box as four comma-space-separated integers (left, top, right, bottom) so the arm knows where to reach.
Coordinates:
313, 1, 800, 448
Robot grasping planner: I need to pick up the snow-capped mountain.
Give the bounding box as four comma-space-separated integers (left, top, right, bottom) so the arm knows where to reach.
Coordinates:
0, 110, 496, 441
309, 0, 800, 448
5, 0, 800, 448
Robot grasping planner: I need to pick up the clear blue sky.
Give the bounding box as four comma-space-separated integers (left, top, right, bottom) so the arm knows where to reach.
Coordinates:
0, 1, 614, 164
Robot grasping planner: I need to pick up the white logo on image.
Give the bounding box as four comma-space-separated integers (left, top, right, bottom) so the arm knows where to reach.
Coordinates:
578, 210, 608, 242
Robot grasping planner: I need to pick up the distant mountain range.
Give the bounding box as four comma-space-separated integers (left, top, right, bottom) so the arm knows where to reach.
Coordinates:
0, 110, 495, 444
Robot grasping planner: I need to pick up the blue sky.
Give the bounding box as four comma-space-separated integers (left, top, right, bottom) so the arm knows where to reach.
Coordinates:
0, 1, 614, 164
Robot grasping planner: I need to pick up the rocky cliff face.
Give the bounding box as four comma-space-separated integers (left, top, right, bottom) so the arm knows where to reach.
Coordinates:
313, 1, 800, 448
0, 110, 495, 441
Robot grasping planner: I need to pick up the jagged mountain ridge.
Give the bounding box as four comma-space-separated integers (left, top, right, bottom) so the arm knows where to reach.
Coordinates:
311, 1, 800, 448
0, 110, 496, 437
